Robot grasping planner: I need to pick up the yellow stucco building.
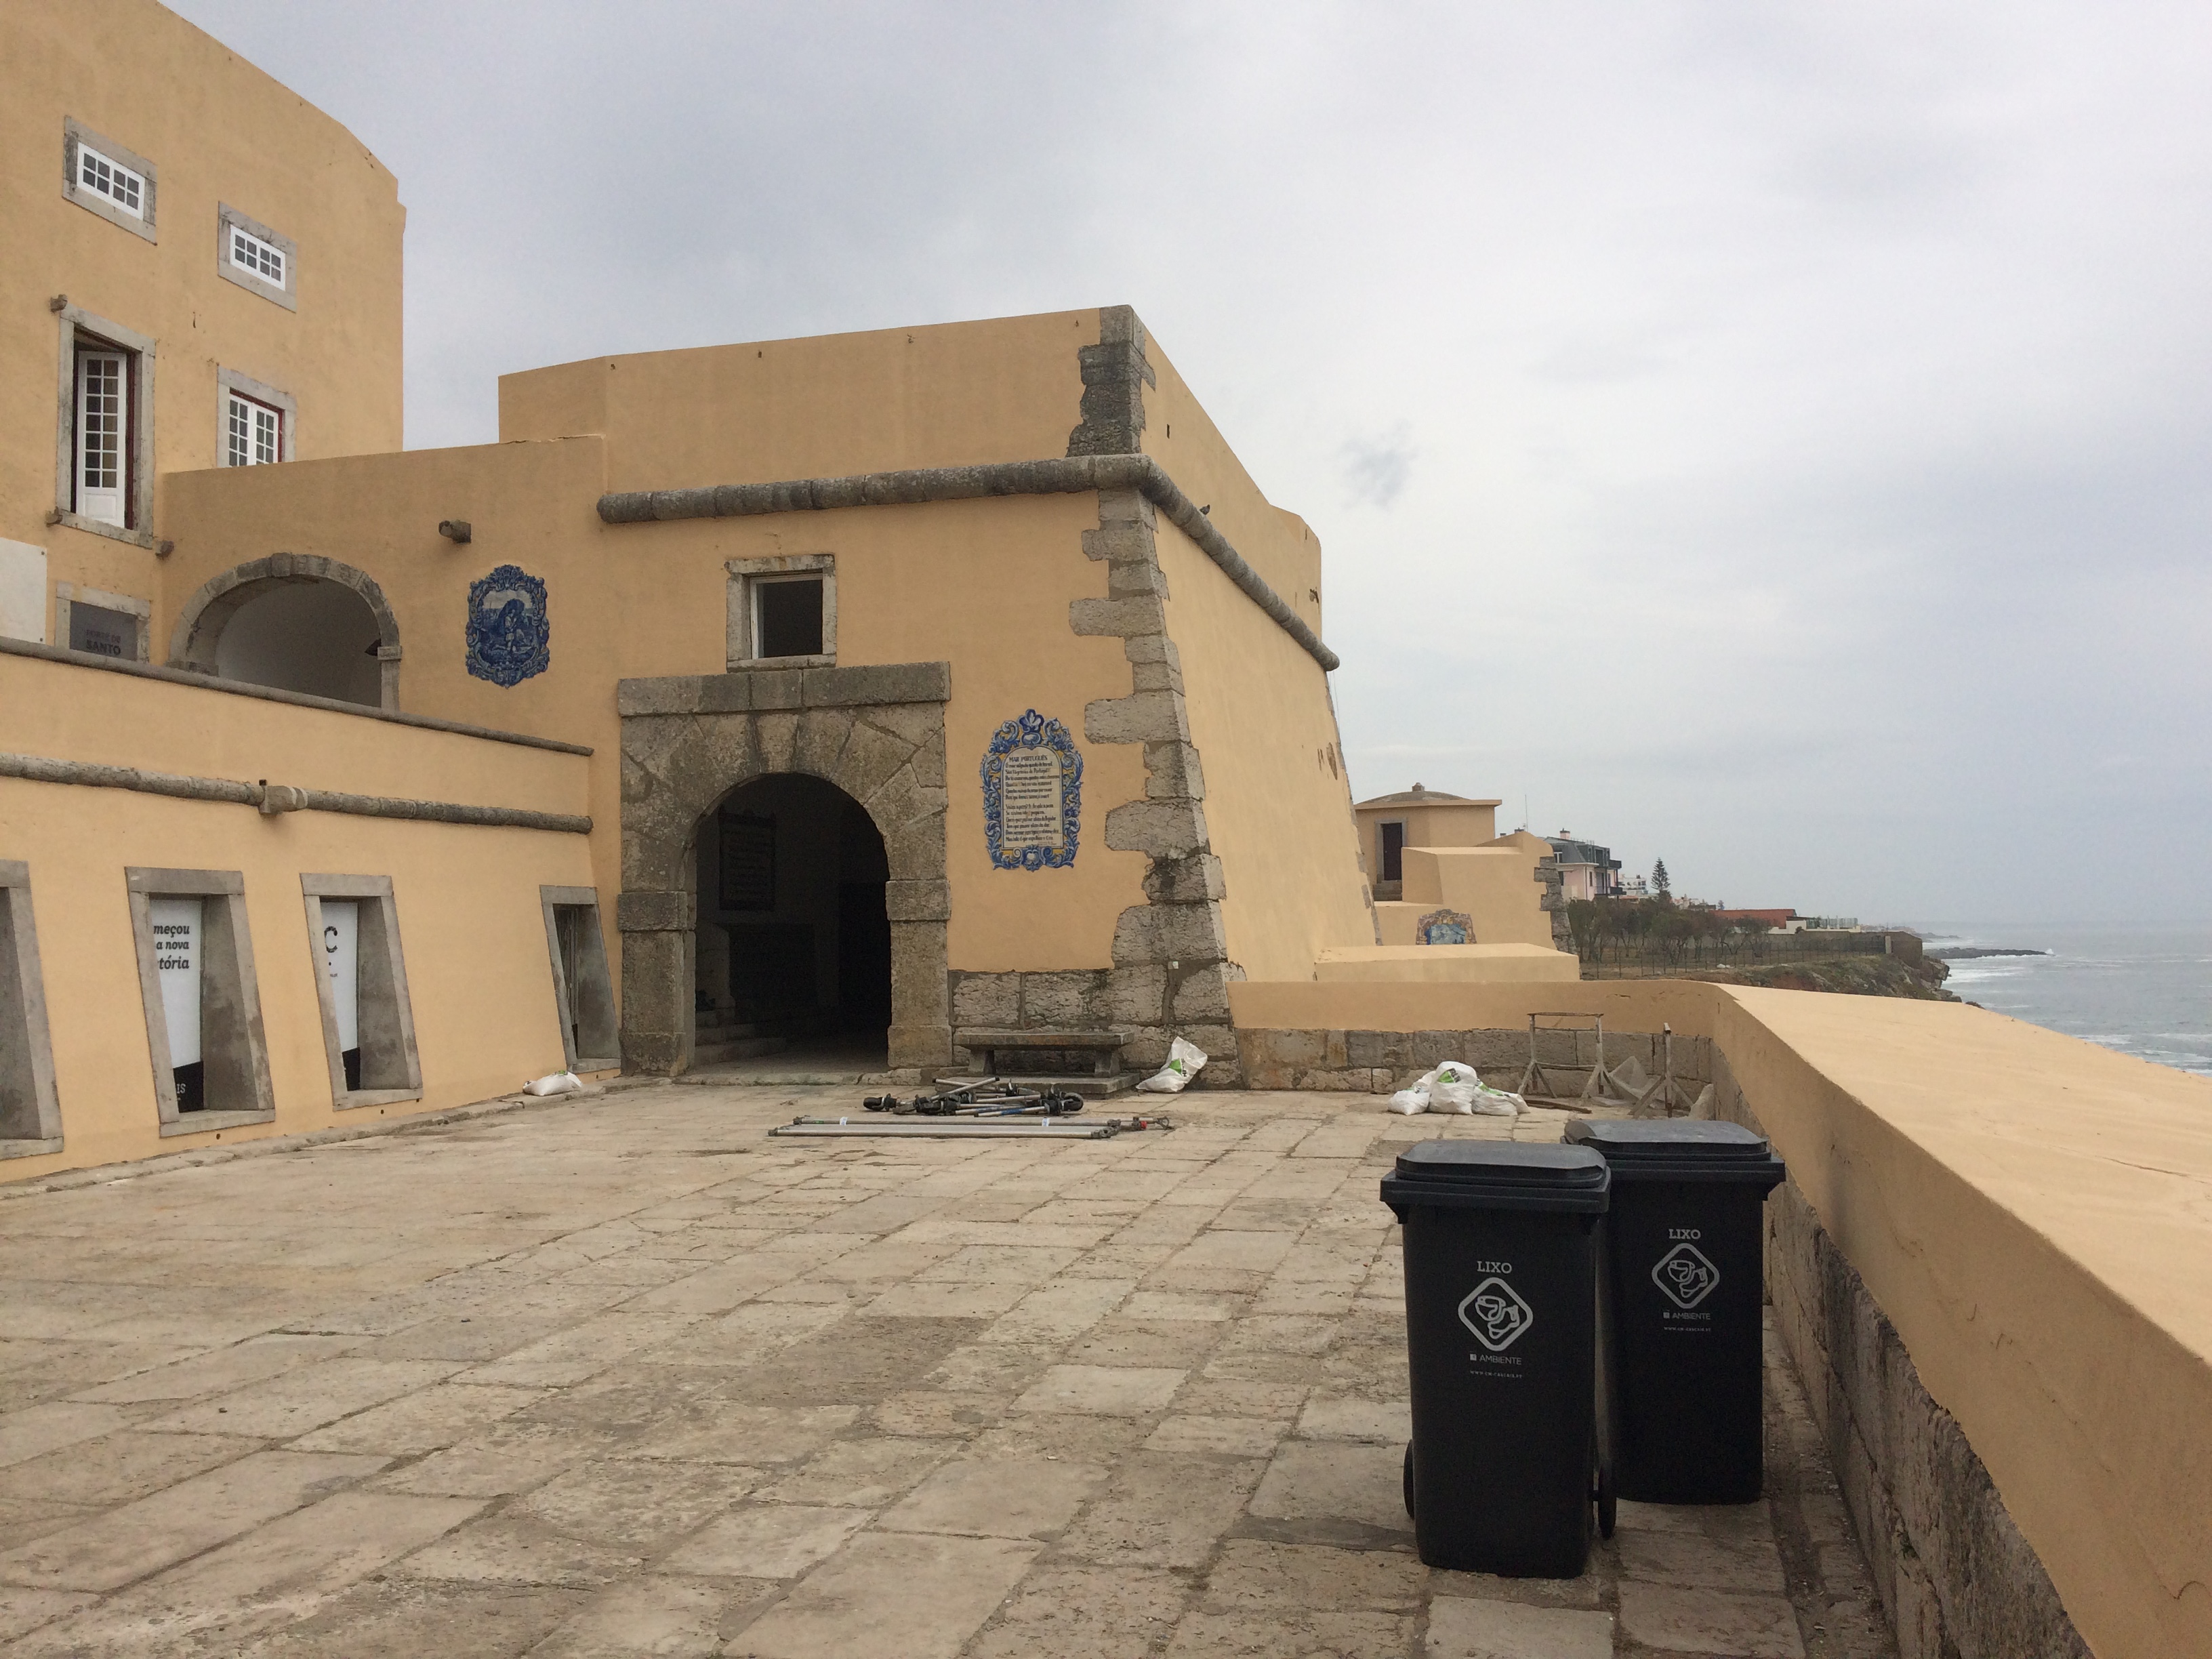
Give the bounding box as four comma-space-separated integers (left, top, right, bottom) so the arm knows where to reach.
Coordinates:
0, 0, 1425, 1181
4, 15, 2208, 1659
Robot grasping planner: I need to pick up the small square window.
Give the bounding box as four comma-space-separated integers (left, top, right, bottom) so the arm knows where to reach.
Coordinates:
726, 554, 836, 668
756, 577, 824, 659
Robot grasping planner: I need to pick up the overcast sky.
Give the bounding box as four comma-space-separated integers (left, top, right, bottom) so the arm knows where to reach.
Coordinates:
171, 1, 2212, 927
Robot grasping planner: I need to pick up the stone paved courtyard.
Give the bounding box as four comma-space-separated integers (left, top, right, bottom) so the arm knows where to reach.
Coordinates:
0, 1084, 1894, 1657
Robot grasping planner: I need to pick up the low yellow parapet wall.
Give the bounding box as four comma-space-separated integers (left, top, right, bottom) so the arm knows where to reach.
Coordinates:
1312, 944, 1581, 984
1231, 976, 2212, 1657
1714, 990, 2211, 1659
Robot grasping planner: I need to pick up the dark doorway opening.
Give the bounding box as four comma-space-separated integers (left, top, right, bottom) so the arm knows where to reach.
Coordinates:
693, 775, 889, 1069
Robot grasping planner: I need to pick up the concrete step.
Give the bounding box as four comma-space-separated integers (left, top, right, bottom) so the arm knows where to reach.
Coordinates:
693, 1036, 789, 1065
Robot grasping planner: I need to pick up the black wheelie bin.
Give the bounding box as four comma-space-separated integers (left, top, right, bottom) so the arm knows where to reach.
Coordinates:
1381, 1140, 1612, 1577
1564, 1120, 1786, 1504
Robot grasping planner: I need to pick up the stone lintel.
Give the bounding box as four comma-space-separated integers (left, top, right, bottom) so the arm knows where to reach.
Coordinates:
616, 661, 949, 718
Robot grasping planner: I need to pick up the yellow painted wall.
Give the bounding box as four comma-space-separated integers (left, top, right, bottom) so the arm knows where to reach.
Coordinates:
1356, 798, 1502, 868
499, 310, 1097, 489
1397, 836, 1554, 947
155, 436, 1155, 976
0, 652, 588, 816
1312, 945, 1579, 985
1136, 335, 1323, 635
1155, 515, 1372, 979
155, 307, 1368, 989
0, 0, 403, 621
0, 656, 598, 1181
1713, 991, 2212, 1659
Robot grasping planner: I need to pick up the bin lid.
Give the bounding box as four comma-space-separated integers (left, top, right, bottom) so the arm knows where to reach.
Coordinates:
1563, 1120, 1786, 1187
1382, 1141, 1610, 1216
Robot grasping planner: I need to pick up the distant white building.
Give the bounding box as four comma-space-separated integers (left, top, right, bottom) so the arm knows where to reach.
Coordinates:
1545, 833, 1624, 902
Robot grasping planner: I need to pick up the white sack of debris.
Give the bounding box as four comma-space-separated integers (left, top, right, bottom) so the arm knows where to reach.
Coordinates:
1136, 1037, 1208, 1093
525, 1070, 584, 1097
1387, 1062, 1522, 1116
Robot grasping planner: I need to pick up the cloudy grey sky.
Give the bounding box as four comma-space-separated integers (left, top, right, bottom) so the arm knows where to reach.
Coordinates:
172, 1, 2212, 926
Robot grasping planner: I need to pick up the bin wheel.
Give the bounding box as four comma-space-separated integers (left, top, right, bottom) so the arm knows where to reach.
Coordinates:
1593, 1450, 1616, 1540
1403, 1443, 1414, 1518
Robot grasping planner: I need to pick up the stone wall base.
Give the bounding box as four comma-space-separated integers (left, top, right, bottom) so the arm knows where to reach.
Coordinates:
1718, 1058, 2091, 1659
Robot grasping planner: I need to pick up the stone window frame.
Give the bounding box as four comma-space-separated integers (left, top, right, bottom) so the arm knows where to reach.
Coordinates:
216, 368, 298, 467
53, 305, 157, 549
125, 867, 276, 1135
62, 119, 157, 243
0, 861, 64, 1158
726, 554, 836, 670
216, 203, 298, 312
540, 886, 619, 1073
54, 581, 150, 663
301, 874, 424, 1111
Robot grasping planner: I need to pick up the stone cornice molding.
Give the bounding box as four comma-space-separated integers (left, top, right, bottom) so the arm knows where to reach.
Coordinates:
0, 752, 592, 835
596, 453, 1340, 674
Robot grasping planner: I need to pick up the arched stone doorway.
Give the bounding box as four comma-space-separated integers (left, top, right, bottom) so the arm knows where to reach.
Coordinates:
693, 775, 893, 1067
616, 662, 950, 1076
169, 554, 401, 710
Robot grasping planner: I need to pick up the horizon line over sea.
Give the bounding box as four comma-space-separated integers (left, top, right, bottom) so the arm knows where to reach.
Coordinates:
1911, 921, 2212, 1079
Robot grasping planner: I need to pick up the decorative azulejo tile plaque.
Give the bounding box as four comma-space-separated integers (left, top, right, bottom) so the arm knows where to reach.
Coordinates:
1416, 907, 1472, 945
465, 564, 550, 687
982, 710, 1082, 869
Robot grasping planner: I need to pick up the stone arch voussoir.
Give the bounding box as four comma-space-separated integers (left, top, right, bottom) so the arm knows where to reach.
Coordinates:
615, 666, 951, 1079
169, 553, 404, 712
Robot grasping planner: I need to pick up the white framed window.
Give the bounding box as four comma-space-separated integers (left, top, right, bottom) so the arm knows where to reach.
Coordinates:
62, 120, 157, 242
229, 224, 284, 286
75, 348, 129, 526
726, 554, 837, 669
216, 205, 298, 310
226, 392, 281, 468
79, 145, 144, 216
216, 369, 297, 469
53, 307, 156, 546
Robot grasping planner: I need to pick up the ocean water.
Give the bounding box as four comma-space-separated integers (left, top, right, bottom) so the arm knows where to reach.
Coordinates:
1919, 924, 2212, 1078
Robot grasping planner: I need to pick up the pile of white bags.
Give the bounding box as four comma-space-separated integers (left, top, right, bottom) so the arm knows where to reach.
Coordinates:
1387, 1061, 1523, 1117
1136, 1037, 1208, 1093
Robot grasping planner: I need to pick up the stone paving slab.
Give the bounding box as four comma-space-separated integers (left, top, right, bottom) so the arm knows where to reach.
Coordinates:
0, 1084, 1895, 1656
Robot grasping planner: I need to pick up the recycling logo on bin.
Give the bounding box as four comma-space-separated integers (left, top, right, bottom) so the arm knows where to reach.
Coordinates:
1652, 1242, 1721, 1310
1458, 1276, 1534, 1352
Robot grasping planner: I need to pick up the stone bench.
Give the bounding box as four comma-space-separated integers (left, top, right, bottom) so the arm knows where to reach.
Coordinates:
956, 1028, 1127, 1080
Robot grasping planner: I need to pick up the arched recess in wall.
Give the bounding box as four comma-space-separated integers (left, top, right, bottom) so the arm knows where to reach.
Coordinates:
169, 554, 401, 711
